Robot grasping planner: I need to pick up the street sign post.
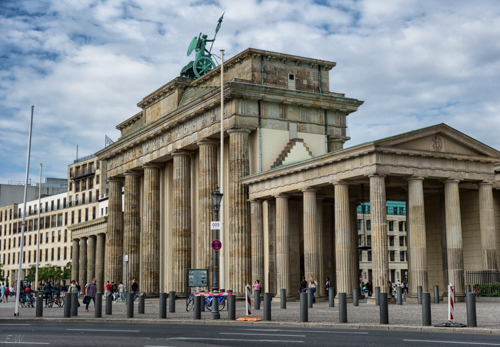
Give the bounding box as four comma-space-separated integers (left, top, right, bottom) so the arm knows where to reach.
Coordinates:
212, 240, 222, 251
210, 221, 221, 230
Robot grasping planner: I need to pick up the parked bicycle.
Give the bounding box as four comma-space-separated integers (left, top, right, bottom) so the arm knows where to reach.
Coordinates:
186, 291, 226, 312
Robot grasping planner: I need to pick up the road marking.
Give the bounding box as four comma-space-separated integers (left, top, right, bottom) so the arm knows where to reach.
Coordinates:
66, 329, 139, 332
243, 328, 368, 334
0, 324, 31, 326
167, 337, 303, 343
404, 340, 500, 346
221, 333, 306, 337
0, 343, 49, 345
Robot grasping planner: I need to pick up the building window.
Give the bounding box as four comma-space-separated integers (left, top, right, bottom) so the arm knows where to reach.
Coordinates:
71, 211, 74, 224
45, 251, 48, 262
78, 210, 81, 223
51, 248, 54, 261
65, 212, 68, 226
85, 208, 89, 222
82, 180, 87, 191
389, 221, 394, 231
57, 248, 60, 261
96, 175, 100, 184
400, 251, 405, 261
96, 189, 99, 200
358, 251, 362, 261
389, 236, 394, 246
89, 191, 92, 203
58, 230, 61, 242
64, 247, 67, 260
64, 229, 67, 242
92, 207, 96, 220
63, 198, 66, 208
366, 220, 371, 231
399, 236, 404, 247
357, 220, 361, 230
82, 193, 86, 204
390, 251, 395, 262
399, 221, 404, 231
52, 231, 55, 243
367, 236, 371, 246
97, 160, 100, 169
367, 251, 372, 261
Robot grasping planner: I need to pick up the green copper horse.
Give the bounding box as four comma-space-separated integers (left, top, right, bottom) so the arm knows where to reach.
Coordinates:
180, 13, 224, 79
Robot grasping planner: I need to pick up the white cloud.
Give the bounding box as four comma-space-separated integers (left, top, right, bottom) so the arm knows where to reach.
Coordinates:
1, 0, 500, 183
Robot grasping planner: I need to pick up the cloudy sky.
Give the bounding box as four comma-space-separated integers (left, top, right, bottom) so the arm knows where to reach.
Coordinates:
1, 0, 500, 183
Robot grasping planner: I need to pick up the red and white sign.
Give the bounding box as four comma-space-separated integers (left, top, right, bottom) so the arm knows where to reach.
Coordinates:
448, 283, 455, 321
246, 284, 252, 316
212, 240, 222, 251
359, 276, 363, 282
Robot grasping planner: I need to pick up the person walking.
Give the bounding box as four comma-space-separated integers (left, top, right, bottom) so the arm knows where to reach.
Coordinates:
367, 280, 373, 297
131, 279, 138, 301
325, 277, 331, 298
298, 276, 307, 293
104, 281, 112, 297
308, 277, 318, 303
118, 282, 125, 302
9, 285, 14, 298
84, 278, 97, 311
43, 281, 53, 307
0, 283, 6, 303
68, 280, 80, 307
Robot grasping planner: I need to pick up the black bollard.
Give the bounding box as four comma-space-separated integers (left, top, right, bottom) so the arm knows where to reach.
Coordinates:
307, 288, 313, 308
397, 287, 403, 305
201, 295, 205, 312
105, 295, 112, 315
95, 293, 102, 318
227, 294, 236, 320
64, 293, 72, 318
159, 293, 167, 319
126, 293, 134, 318
375, 287, 380, 306
36, 293, 43, 317
339, 292, 347, 323
329, 289, 335, 307
353, 288, 359, 306
280, 289, 286, 309
254, 289, 260, 310
263, 293, 271, 321
71, 292, 78, 316
466, 292, 477, 327
466, 284, 472, 293
194, 295, 201, 320
379, 293, 389, 324
300, 292, 308, 322
139, 293, 145, 314
434, 285, 440, 304
417, 286, 422, 304
422, 292, 431, 326
169, 291, 175, 313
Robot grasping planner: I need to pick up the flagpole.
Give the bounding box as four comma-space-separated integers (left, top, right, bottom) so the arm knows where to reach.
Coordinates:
35, 163, 41, 290
15, 105, 34, 316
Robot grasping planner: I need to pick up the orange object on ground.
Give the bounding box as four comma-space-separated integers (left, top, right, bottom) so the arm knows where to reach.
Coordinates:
236, 317, 262, 321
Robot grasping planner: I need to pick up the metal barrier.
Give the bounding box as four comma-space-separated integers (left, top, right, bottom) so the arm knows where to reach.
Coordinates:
127, 293, 134, 318
263, 293, 271, 321
300, 292, 308, 322
339, 293, 347, 323
71, 293, 78, 316
95, 293, 102, 318
159, 293, 167, 319
379, 293, 388, 324
227, 294, 236, 320
64, 293, 72, 317
281, 289, 286, 309
169, 291, 176, 313
254, 289, 260, 310
422, 292, 431, 326
105, 295, 112, 315
353, 288, 359, 306
138, 293, 145, 314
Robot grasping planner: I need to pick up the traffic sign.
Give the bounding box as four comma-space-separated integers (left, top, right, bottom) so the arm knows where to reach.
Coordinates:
212, 239, 222, 251
211, 221, 221, 230
359, 276, 363, 282
124, 254, 129, 262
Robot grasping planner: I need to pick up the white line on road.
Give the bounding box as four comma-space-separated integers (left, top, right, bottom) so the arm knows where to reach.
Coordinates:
243, 328, 368, 334
66, 329, 140, 332
0, 324, 31, 326
221, 333, 306, 337
167, 337, 303, 343
0, 342, 49, 345
404, 339, 500, 346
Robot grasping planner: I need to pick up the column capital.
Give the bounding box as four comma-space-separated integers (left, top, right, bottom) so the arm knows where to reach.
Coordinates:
330, 179, 350, 186
123, 170, 142, 177
197, 139, 219, 147
248, 198, 263, 203
171, 149, 193, 157
478, 181, 494, 187
107, 177, 124, 183
442, 178, 461, 184
301, 187, 318, 193
227, 128, 252, 135
80, 236, 88, 241
407, 176, 425, 182
367, 173, 386, 179
142, 163, 163, 170
274, 193, 289, 199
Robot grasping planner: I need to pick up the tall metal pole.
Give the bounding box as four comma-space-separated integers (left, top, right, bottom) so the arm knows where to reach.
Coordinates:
35, 163, 42, 289
219, 49, 225, 289
15, 105, 34, 316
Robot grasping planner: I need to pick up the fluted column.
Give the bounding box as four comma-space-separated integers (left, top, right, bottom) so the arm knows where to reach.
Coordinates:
87, 235, 96, 283
317, 197, 325, 297
370, 174, 389, 293
142, 164, 161, 295
79, 237, 88, 287
123, 171, 141, 288
350, 199, 360, 292
444, 179, 465, 300
276, 194, 290, 297
478, 182, 498, 271
334, 181, 353, 299
96, 233, 105, 293
198, 140, 218, 289
302, 188, 319, 288
228, 129, 251, 295
72, 239, 79, 282
105, 178, 123, 285
267, 200, 277, 295
172, 152, 191, 295
250, 199, 264, 288
408, 177, 428, 297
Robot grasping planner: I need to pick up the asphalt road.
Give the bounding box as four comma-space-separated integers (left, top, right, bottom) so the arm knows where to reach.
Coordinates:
0, 322, 499, 347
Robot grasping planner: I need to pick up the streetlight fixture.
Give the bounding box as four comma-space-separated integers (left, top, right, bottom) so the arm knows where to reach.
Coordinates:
211, 186, 223, 320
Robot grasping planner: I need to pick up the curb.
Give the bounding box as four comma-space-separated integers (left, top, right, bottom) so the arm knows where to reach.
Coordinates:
0, 317, 498, 335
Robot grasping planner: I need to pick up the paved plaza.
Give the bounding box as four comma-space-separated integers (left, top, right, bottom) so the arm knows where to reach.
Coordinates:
1, 296, 499, 333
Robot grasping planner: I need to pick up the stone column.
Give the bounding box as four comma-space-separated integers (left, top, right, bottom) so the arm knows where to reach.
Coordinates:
172, 152, 191, 295
276, 194, 290, 297
327, 137, 345, 152
87, 235, 96, 283
444, 179, 465, 300
123, 171, 141, 288
96, 233, 105, 293
350, 200, 360, 293
302, 188, 320, 290
250, 199, 264, 289
79, 237, 88, 287
408, 177, 428, 298
105, 178, 123, 285
370, 174, 389, 293
317, 197, 325, 297
478, 182, 498, 271
198, 140, 218, 289
142, 164, 161, 296
267, 199, 277, 295
72, 239, 79, 282
228, 129, 251, 296
334, 181, 353, 299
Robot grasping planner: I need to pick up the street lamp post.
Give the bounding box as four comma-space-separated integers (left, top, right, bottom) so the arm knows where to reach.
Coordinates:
124, 252, 128, 303
211, 186, 223, 320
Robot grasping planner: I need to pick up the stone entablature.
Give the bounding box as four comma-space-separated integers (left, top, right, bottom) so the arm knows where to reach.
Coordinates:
68, 216, 107, 239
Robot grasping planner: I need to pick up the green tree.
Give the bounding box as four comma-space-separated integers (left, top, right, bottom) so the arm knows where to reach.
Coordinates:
62, 262, 72, 281
25, 265, 36, 283
0, 263, 5, 282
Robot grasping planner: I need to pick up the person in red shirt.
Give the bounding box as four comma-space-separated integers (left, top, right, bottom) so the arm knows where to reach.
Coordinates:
104, 281, 112, 297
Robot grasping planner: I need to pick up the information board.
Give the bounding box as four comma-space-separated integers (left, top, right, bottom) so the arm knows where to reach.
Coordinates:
187, 269, 209, 287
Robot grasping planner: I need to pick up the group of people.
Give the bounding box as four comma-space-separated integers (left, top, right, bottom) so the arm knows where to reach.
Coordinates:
0, 283, 15, 303
82, 279, 139, 311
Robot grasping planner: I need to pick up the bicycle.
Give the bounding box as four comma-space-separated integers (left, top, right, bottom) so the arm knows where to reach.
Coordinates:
186, 292, 226, 312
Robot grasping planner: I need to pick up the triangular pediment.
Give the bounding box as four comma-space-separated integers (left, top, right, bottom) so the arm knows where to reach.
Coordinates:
374, 124, 500, 158
271, 138, 314, 169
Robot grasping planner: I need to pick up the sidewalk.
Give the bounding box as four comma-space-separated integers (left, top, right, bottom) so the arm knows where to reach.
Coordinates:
1, 297, 499, 334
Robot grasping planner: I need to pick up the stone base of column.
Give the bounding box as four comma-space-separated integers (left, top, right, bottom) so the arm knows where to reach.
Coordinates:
366, 297, 397, 305
405, 295, 419, 304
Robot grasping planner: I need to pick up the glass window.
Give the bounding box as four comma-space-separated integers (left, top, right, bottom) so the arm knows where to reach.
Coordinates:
390, 251, 395, 261
400, 252, 405, 261
389, 236, 394, 246
389, 221, 394, 231
366, 220, 371, 231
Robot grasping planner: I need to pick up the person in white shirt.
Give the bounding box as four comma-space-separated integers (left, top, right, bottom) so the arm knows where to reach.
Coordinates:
308, 277, 318, 303
118, 282, 126, 302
